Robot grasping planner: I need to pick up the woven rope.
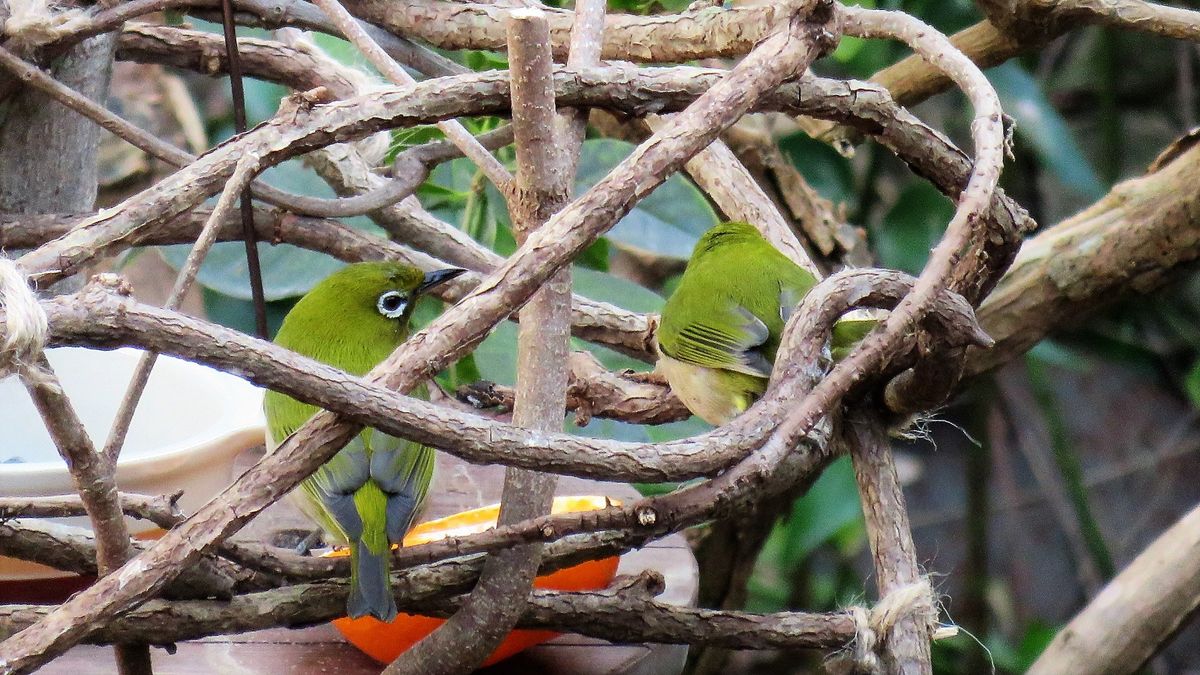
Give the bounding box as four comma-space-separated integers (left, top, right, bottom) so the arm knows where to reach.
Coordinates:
827, 578, 955, 674
0, 256, 48, 376
3, 0, 90, 50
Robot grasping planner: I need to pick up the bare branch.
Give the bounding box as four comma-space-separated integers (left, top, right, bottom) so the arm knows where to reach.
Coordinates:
311, 0, 512, 188
0, 206, 659, 363
0, 580, 859, 653
0, 492, 181, 529
1027, 498, 1200, 675
16, 362, 134, 578
343, 0, 790, 62
23, 270, 987, 577
845, 416, 935, 673
969, 138, 1200, 375
99, 157, 260, 465
389, 11, 573, 672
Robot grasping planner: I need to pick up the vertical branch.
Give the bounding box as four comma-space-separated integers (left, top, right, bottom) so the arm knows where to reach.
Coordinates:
384, 9, 577, 674
845, 414, 934, 675
18, 358, 150, 675
557, 0, 605, 174
218, 0, 268, 338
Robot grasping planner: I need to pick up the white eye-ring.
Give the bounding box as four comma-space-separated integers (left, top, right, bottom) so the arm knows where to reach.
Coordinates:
376, 290, 408, 318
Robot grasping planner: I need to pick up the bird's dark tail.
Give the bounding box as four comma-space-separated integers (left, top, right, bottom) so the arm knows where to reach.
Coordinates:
347, 541, 397, 622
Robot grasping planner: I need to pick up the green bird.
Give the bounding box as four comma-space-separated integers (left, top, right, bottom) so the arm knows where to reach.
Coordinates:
264, 262, 466, 622
657, 221, 872, 425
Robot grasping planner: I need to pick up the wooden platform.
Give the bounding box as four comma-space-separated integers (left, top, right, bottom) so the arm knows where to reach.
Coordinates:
39, 448, 699, 674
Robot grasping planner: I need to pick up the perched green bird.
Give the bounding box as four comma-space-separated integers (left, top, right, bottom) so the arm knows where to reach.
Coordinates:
264, 262, 466, 622
657, 221, 872, 425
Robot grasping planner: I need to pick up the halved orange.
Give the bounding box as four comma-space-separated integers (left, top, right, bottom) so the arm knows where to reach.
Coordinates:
327, 495, 620, 666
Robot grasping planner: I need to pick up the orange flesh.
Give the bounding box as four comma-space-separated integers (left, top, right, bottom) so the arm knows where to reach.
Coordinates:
328, 496, 621, 666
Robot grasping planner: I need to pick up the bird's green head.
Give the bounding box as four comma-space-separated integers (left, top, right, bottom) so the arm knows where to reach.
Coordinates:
691, 221, 767, 260
276, 262, 467, 351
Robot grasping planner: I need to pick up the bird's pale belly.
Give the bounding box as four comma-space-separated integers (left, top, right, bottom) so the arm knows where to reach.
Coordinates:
656, 353, 754, 426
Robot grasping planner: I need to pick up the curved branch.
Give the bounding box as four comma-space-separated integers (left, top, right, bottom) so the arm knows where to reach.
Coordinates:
0, 582, 858, 653
20, 270, 988, 576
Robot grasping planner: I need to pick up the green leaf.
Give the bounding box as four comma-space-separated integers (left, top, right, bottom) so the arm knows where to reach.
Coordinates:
1014, 622, 1059, 670
470, 321, 519, 386
572, 267, 664, 314
778, 133, 855, 205
1185, 360, 1200, 409
987, 62, 1105, 199
777, 456, 864, 564
1026, 340, 1093, 373
201, 288, 295, 339
162, 241, 346, 302
574, 139, 717, 258
569, 267, 665, 374
875, 182, 955, 275
160, 159, 373, 301
412, 296, 482, 391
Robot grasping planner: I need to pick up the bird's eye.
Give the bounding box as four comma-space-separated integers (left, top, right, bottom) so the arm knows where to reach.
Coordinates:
376, 290, 408, 318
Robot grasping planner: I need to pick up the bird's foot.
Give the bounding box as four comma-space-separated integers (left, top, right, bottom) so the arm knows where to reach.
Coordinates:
293, 530, 325, 556
622, 369, 669, 386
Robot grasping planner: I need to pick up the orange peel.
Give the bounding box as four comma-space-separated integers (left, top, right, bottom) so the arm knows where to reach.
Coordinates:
326, 495, 620, 666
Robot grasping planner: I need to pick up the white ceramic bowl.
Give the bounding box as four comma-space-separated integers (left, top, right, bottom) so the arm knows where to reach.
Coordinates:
0, 347, 266, 580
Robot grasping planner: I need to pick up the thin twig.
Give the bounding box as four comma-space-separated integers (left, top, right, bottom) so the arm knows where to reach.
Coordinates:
645, 114, 820, 276
0, 518, 274, 600
310, 0, 513, 189
0, 492, 182, 529
99, 157, 260, 465
217, 0, 267, 337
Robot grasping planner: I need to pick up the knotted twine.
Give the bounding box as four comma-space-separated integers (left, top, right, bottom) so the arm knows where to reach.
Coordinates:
2, 0, 90, 51
0, 255, 49, 378
827, 578, 959, 674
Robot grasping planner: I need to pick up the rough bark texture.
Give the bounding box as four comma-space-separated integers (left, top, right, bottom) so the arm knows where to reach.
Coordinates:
0, 35, 114, 215
968, 137, 1200, 376
1028, 502, 1200, 675
0, 580, 860, 652
846, 415, 933, 674
386, 11, 572, 673
345, 0, 789, 62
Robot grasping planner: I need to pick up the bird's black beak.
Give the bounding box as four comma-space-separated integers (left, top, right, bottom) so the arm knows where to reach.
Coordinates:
417, 267, 468, 295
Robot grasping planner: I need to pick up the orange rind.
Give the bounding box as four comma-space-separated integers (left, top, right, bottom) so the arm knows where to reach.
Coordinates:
327, 495, 621, 666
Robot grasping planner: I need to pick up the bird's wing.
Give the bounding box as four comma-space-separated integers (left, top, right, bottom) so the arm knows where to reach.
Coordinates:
779, 285, 805, 325
365, 430, 435, 544
298, 436, 373, 542
664, 303, 773, 378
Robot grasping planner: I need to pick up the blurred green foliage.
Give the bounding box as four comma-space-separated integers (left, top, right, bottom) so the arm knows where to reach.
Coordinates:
162, 2, 1200, 671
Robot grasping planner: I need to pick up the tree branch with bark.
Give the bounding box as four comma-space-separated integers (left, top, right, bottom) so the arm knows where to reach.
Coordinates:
4, 0, 1200, 672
